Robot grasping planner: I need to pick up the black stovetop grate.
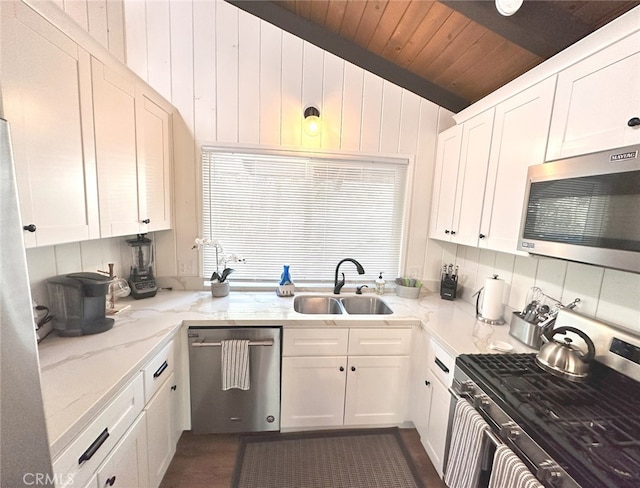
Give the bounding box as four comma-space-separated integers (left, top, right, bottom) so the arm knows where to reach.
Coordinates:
457, 353, 640, 487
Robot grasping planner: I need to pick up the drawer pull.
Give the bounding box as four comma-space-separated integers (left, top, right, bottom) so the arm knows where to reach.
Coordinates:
78, 428, 109, 464
434, 357, 450, 374
153, 360, 168, 379
106, 475, 117, 486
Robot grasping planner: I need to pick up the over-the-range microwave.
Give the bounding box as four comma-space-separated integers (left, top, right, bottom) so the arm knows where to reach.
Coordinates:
518, 144, 640, 274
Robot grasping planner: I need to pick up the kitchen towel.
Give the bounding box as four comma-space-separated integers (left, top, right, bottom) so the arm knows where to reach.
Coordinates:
444, 399, 490, 488
489, 444, 544, 488
221, 340, 250, 390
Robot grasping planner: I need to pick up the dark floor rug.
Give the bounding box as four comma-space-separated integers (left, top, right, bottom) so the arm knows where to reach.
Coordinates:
231, 427, 424, 488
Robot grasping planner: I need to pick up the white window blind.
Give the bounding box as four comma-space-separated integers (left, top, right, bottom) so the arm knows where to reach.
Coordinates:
201, 149, 408, 283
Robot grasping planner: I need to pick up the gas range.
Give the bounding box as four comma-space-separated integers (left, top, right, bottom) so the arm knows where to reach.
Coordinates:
448, 309, 640, 488
456, 353, 640, 487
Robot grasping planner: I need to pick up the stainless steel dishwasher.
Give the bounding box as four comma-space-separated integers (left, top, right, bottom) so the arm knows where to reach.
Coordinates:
188, 326, 281, 434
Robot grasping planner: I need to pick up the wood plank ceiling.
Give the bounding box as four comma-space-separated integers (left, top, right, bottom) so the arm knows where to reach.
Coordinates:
228, 0, 639, 112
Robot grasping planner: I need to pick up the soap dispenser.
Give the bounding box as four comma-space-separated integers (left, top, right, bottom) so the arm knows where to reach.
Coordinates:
375, 272, 385, 295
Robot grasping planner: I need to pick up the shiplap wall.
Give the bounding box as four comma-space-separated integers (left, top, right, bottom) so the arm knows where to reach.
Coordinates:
122, 0, 450, 287
48, 0, 126, 61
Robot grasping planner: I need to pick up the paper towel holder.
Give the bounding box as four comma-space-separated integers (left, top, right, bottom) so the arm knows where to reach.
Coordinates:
473, 274, 506, 325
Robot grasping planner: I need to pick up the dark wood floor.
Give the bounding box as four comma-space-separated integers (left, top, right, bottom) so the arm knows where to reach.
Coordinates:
160, 428, 447, 488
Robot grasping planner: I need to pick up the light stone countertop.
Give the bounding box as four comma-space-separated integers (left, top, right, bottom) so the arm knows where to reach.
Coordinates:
37, 289, 534, 459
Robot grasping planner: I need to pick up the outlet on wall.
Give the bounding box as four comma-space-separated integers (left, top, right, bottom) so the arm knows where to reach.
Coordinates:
408, 267, 422, 279
179, 260, 194, 275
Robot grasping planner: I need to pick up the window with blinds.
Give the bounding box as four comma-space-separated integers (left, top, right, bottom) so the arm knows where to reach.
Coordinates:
201, 149, 408, 283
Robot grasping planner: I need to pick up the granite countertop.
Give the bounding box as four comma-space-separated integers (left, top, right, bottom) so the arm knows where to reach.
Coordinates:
37, 289, 534, 459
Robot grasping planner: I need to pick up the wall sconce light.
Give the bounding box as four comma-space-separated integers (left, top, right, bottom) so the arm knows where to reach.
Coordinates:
303, 106, 321, 136
495, 0, 523, 16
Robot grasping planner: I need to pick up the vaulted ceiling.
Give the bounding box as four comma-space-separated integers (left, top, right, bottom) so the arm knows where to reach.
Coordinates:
228, 0, 639, 112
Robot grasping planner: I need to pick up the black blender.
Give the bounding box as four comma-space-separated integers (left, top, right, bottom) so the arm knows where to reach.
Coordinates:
127, 234, 158, 299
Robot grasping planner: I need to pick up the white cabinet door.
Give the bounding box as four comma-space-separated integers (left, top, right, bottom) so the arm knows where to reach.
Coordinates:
479, 76, 556, 254
281, 356, 346, 429
409, 328, 432, 442
453, 109, 495, 247
92, 57, 141, 237
97, 413, 149, 488
547, 31, 640, 160
1, 1, 99, 247
146, 372, 176, 488
429, 125, 462, 241
343, 355, 409, 426
135, 91, 173, 233
423, 374, 450, 477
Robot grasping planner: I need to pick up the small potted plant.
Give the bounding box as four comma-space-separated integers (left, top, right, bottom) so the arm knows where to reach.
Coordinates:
193, 238, 245, 297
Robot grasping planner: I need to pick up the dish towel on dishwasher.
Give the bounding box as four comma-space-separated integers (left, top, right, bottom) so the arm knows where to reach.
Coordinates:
489, 445, 544, 488
221, 339, 250, 390
444, 398, 490, 488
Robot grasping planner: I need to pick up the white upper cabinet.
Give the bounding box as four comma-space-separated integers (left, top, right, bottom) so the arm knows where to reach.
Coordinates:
135, 91, 173, 233
92, 58, 141, 237
93, 58, 173, 237
429, 110, 494, 247
1, 1, 99, 247
479, 76, 556, 254
547, 31, 640, 160
429, 125, 462, 240
452, 109, 495, 247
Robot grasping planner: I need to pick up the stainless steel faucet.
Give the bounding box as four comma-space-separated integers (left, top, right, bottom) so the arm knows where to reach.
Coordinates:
333, 258, 365, 294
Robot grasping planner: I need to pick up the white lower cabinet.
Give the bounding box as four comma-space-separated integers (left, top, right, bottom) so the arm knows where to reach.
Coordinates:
281, 356, 347, 428
281, 327, 411, 430
146, 371, 177, 488
423, 372, 450, 477
52, 337, 183, 488
344, 355, 409, 426
96, 413, 149, 488
412, 336, 456, 478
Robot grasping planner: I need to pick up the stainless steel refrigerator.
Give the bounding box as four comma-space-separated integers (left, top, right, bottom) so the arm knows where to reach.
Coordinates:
1, 117, 54, 486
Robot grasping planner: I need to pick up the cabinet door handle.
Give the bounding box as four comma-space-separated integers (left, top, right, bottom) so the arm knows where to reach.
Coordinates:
351, 366, 356, 372
339, 366, 345, 372
78, 428, 109, 464
479, 233, 486, 239
153, 360, 168, 379
434, 357, 450, 374
171, 384, 177, 391
444, 230, 450, 234
23, 224, 37, 232
450, 230, 456, 235
628, 117, 640, 127
425, 380, 431, 387
142, 218, 151, 224
106, 475, 117, 486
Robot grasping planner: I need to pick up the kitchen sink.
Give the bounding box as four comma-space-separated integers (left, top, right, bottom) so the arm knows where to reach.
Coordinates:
293, 295, 393, 315
293, 296, 344, 314
340, 296, 393, 315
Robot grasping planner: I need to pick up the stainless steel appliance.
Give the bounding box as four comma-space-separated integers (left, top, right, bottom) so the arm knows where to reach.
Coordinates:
188, 326, 281, 433
127, 234, 157, 299
447, 309, 640, 487
0, 118, 54, 485
518, 144, 640, 273
46, 272, 115, 336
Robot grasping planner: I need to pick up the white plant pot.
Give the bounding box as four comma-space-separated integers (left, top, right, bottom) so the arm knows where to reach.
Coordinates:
210, 282, 230, 297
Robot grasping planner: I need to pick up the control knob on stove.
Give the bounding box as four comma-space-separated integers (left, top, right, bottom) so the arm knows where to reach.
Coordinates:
499, 421, 522, 440
536, 460, 563, 486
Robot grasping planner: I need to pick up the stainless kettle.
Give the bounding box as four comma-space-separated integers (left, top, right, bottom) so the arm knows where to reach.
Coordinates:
535, 326, 596, 382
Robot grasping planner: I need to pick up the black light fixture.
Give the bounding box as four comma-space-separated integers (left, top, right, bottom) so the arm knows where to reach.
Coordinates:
303, 106, 321, 136
495, 0, 523, 16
